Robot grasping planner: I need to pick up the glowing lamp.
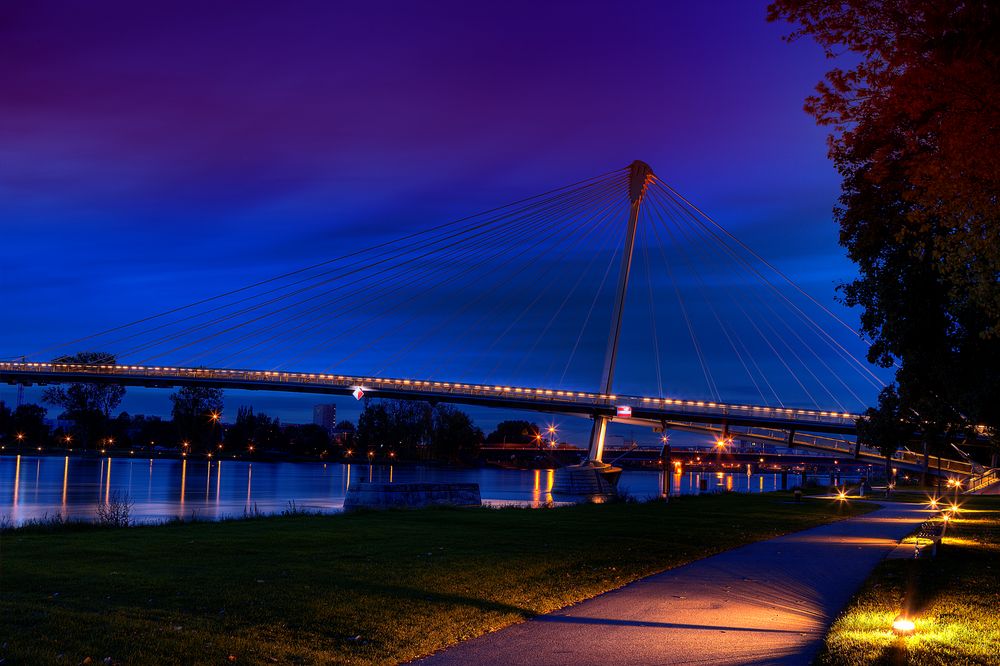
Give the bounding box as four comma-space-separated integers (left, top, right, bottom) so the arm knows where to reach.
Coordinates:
892, 615, 915, 635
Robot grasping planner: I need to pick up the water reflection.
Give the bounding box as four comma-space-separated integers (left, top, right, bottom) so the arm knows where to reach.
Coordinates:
62, 456, 69, 507
0, 455, 859, 526
530, 468, 555, 506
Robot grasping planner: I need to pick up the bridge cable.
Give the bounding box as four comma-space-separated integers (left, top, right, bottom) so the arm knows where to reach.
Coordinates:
430, 187, 625, 380
643, 195, 721, 402
647, 188, 829, 409
129, 176, 623, 366
27, 167, 628, 363
319, 182, 624, 375
380, 183, 626, 380
652, 178, 888, 386
183, 178, 625, 369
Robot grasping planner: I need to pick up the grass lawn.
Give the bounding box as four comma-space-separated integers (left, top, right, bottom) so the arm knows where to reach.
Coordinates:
0, 493, 869, 665
818, 495, 1000, 665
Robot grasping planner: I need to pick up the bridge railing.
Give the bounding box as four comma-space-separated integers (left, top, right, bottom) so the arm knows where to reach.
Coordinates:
737, 426, 979, 475
0, 360, 861, 429
965, 468, 999, 493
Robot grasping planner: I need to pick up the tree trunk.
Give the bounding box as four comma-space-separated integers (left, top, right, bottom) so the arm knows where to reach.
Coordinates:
885, 454, 892, 498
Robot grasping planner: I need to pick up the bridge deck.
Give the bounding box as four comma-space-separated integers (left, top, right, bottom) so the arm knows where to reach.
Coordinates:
2, 361, 859, 433
1, 361, 983, 478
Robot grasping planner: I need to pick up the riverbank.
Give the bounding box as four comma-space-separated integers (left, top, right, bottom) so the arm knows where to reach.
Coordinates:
818, 495, 1000, 664
0, 493, 871, 665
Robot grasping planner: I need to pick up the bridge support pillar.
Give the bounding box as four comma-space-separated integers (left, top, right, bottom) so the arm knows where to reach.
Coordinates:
587, 416, 608, 462
555, 161, 652, 496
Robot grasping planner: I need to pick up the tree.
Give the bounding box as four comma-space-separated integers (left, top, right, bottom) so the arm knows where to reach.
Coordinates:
486, 420, 541, 446
0, 401, 11, 441
769, 1, 1000, 440
857, 386, 911, 496
226, 406, 281, 452
283, 423, 331, 457
170, 386, 224, 452
430, 404, 483, 463
10, 403, 49, 450
42, 352, 126, 449
356, 399, 431, 459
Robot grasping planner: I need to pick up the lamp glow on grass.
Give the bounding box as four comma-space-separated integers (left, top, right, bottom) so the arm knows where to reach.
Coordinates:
892, 614, 915, 635
817, 496, 1000, 665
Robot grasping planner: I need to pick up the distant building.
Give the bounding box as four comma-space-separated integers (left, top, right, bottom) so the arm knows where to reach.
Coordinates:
312, 404, 337, 433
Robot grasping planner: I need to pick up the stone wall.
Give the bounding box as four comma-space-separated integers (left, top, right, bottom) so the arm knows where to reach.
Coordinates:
344, 482, 482, 511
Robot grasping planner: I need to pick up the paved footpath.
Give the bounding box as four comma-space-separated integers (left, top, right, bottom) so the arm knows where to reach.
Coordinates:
415, 501, 928, 666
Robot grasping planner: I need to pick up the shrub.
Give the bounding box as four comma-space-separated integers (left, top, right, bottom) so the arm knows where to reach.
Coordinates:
96, 490, 133, 527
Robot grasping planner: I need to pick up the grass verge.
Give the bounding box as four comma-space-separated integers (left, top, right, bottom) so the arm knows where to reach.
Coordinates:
1, 493, 869, 665
817, 495, 1000, 665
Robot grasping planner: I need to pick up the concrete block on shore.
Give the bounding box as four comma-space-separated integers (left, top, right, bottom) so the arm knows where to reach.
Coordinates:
344, 482, 482, 511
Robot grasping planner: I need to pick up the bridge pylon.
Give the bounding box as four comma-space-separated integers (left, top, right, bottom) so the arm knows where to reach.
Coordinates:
587, 160, 652, 463
554, 160, 653, 496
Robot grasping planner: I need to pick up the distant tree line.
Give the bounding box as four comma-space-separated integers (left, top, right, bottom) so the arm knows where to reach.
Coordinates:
355, 399, 483, 463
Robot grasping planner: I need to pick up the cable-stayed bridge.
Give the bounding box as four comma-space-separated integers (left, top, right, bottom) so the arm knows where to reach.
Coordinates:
0, 161, 983, 479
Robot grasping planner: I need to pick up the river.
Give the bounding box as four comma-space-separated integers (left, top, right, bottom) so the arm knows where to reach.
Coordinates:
1, 454, 821, 526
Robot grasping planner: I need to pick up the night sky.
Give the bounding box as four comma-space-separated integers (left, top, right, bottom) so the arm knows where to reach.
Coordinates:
0, 1, 883, 441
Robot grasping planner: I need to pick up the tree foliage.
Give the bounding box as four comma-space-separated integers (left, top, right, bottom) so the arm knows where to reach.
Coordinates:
769, 1, 1000, 435
857, 386, 911, 493
486, 420, 541, 445
226, 406, 282, 451
170, 386, 224, 451
356, 399, 481, 461
42, 352, 126, 447
430, 404, 484, 463
357, 399, 431, 456
3, 402, 49, 446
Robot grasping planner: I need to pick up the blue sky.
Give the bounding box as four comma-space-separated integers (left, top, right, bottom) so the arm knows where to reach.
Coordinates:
0, 1, 881, 443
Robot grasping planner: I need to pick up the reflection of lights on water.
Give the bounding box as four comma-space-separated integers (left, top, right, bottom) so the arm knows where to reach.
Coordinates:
62, 456, 69, 506
180, 459, 187, 506
13, 455, 21, 506
105, 458, 112, 504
